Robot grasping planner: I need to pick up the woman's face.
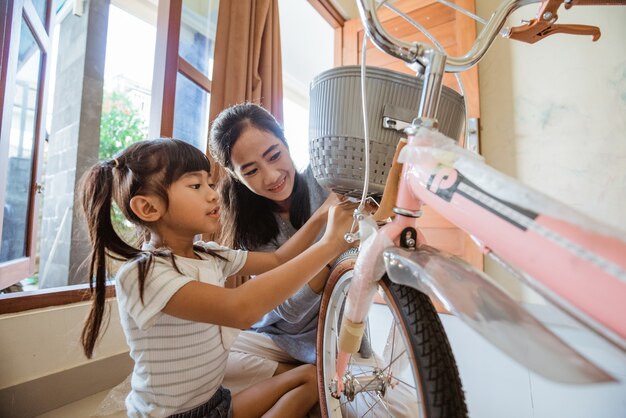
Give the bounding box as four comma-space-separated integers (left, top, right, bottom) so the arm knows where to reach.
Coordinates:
229, 127, 296, 209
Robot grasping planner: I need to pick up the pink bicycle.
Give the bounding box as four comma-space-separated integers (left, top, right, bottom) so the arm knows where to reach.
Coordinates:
309, 0, 626, 417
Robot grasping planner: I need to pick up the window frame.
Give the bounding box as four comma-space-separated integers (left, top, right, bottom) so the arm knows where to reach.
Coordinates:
0, 283, 115, 314
1, 0, 339, 313
150, 0, 214, 140
0, 0, 51, 289
1, 0, 218, 313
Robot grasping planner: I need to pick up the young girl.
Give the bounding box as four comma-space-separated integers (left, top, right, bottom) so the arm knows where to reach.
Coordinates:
79, 138, 354, 418
209, 103, 370, 395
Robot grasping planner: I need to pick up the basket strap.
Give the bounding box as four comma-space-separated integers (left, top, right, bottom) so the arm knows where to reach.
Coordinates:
373, 138, 407, 222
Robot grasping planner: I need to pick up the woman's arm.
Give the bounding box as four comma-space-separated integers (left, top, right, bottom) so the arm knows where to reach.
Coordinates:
237, 193, 350, 276
255, 277, 322, 324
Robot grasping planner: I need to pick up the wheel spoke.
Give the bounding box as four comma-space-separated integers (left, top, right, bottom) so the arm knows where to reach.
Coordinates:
357, 392, 376, 416
390, 316, 397, 362
349, 370, 374, 378
358, 390, 384, 417
354, 376, 377, 393
320, 266, 465, 418
389, 374, 417, 392
371, 390, 393, 417
332, 398, 347, 415
380, 350, 418, 391
365, 314, 382, 373
337, 394, 359, 416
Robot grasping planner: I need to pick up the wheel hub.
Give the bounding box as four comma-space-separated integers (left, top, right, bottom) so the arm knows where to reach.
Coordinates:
329, 368, 390, 401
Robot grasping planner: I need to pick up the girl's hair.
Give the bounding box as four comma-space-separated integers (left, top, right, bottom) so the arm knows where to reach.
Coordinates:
79, 138, 223, 358
209, 103, 311, 249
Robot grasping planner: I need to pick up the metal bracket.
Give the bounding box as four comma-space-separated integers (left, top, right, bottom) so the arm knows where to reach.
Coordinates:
393, 207, 422, 218
399, 227, 417, 250
467, 117, 480, 154
382, 116, 411, 131
73, 0, 84, 16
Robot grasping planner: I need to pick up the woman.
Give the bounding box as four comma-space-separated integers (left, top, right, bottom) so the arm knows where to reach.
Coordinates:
209, 104, 420, 418
209, 103, 343, 391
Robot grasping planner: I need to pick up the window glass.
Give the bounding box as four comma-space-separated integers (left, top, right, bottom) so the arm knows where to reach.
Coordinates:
31, 0, 49, 25
1, 19, 41, 263
1, 0, 219, 299
9, 3, 157, 292
283, 97, 310, 171
173, 72, 210, 150
97, 5, 155, 256
179, 0, 219, 80
278, 0, 334, 172
100, 4, 154, 160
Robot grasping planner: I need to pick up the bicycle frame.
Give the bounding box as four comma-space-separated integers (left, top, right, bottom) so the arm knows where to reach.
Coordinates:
332, 0, 626, 393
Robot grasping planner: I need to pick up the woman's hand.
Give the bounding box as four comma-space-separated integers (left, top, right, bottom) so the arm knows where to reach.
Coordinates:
321, 200, 358, 254
313, 192, 345, 221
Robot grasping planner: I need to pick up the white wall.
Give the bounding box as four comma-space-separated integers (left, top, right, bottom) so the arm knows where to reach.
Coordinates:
475, 0, 626, 301
0, 301, 127, 390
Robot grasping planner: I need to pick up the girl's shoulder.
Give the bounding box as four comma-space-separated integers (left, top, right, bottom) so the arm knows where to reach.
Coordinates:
193, 241, 240, 257
193, 241, 248, 279
115, 251, 172, 278
114, 252, 182, 297
193, 241, 247, 264
194, 241, 229, 251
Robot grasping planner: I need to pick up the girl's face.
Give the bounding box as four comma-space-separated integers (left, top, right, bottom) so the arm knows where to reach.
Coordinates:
230, 127, 296, 209
158, 170, 221, 237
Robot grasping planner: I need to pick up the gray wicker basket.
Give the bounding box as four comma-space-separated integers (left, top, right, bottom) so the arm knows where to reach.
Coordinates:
309, 66, 465, 196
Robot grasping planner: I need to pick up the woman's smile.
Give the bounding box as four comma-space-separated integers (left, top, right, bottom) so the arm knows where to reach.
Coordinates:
267, 175, 287, 193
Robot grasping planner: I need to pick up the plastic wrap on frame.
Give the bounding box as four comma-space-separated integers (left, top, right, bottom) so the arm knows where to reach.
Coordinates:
401, 128, 626, 241
398, 126, 483, 167
383, 246, 616, 384
344, 216, 394, 324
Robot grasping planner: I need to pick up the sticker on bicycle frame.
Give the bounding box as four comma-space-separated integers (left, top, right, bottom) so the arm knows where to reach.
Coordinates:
427, 165, 459, 196
427, 166, 539, 231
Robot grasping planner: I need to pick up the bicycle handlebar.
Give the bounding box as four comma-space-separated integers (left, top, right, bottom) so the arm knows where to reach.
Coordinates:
356, 0, 626, 73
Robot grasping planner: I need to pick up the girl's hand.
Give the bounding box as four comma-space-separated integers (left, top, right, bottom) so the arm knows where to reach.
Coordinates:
321, 200, 358, 253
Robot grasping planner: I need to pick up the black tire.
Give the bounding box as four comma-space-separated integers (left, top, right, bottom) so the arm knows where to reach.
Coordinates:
317, 249, 467, 418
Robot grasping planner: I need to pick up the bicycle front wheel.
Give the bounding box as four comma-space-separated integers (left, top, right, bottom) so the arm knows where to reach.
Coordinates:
317, 249, 467, 418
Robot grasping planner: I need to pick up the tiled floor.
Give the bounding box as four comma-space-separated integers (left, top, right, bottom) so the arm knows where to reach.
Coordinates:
36, 389, 122, 418
365, 294, 626, 417
441, 308, 626, 418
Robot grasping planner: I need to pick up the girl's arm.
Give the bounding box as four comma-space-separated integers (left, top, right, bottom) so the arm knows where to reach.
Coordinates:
162, 202, 354, 329
237, 193, 348, 276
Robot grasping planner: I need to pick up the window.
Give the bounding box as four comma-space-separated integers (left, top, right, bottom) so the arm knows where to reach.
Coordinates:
283, 96, 311, 171
152, 0, 219, 151
99, 4, 155, 162
278, 0, 334, 171
0, 0, 220, 312
0, 0, 336, 311
0, 0, 50, 291
172, 0, 218, 150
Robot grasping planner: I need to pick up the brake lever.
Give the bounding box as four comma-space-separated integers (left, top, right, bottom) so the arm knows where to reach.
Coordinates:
510, 22, 600, 43
564, 0, 626, 9
508, 0, 601, 44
